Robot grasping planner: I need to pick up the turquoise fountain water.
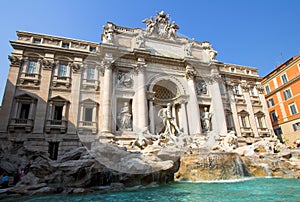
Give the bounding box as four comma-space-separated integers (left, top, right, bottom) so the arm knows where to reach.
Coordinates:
8, 178, 300, 202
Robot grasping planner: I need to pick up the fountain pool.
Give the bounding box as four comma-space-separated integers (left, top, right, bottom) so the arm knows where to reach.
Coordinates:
7, 178, 300, 202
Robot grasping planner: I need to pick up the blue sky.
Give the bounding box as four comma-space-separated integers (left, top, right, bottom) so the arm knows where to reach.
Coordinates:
0, 0, 299, 104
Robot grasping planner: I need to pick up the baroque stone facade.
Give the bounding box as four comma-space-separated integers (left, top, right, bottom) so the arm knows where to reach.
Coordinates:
0, 12, 274, 159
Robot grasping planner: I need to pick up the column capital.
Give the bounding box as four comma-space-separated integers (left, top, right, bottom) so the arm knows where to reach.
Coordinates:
8, 55, 23, 66
102, 53, 114, 70
41, 59, 56, 70
185, 64, 196, 80
69, 62, 83, 73
135, 57, 147, 74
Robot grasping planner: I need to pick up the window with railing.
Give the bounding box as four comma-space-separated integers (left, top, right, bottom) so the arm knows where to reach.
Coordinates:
45, 96, 69, 133
78, 99, 98, 133
8, 94, 37, 132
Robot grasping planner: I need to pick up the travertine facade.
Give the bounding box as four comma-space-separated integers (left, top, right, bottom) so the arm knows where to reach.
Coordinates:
0, 12, 274, 159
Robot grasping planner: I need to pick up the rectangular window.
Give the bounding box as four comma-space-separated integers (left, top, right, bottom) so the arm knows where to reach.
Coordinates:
267, 98, 275, 108
270, 110, 278, 122
87, 67, 95, 80
53, 106, 63, 120
89, 47, 96, 52
19, 103, 30, 119
265, 85, 270, 94
292, 122, 300, 131
281, 74, 288, 84
233, 86, 240, 95
283, 89, 292, 100
62, 42, 69, 48
48, 142, 59, 160
241, 116, 247, 128
289, 103, 298, 115
84, 108, 93, 122
33, 38, 41, 44
257, 117, 264, 128
58, 64, 68, 77
274, 127, 282, 136
27, 61, 37, 74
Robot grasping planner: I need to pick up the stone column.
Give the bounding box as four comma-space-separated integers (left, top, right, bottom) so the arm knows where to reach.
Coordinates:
135, 58, 148, 131
180, 98, 189, 134
226, 81, 242, 136
101, 53, 114, 134
241, 82, 258, 137
185, 64, 202, 135
147, 92, 155, 134
207, 69, 227, 136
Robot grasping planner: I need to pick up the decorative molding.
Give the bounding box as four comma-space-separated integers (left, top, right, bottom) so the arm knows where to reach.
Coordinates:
185, 65, 196, 80
41, 59, 56, 70
8, 55, 22, 66
69, 62, 82, 73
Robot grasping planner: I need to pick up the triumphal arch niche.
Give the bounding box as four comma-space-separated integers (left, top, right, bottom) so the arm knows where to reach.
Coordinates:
97, 10, 236, 147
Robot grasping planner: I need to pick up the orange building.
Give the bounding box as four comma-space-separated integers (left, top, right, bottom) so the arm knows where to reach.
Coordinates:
262, 56, 300, 147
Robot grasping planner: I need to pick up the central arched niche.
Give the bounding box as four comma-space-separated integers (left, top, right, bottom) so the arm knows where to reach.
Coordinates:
152, 80, 182, 134
153, 80, 180, 101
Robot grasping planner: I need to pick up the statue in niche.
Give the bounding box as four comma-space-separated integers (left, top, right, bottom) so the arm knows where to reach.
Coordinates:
158, 103, 181, 136
118, 102, 132, 131
117, 71, 133, 88
136, 32, 145, 48
201, 107, 212, 131
196, 81, 208, 95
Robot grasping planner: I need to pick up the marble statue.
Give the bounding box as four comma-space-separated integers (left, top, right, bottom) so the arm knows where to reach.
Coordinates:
103, 23, 115, 44
201, 107, 212, 131
158, 103, 181, 136
155, 11, 169, 23
136, 32, 145, 48
184, 42, 193, 56
118, 102, 132, 130
142, 11, 179, 40
142, 17, 155, 35
167, 21, 179, 39
209, 49, 218, 61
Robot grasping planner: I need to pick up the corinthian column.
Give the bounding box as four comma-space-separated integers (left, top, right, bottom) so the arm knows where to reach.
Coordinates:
101, 53, 114, 134
185, 64, 202, 135
134, 58, 148, 131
